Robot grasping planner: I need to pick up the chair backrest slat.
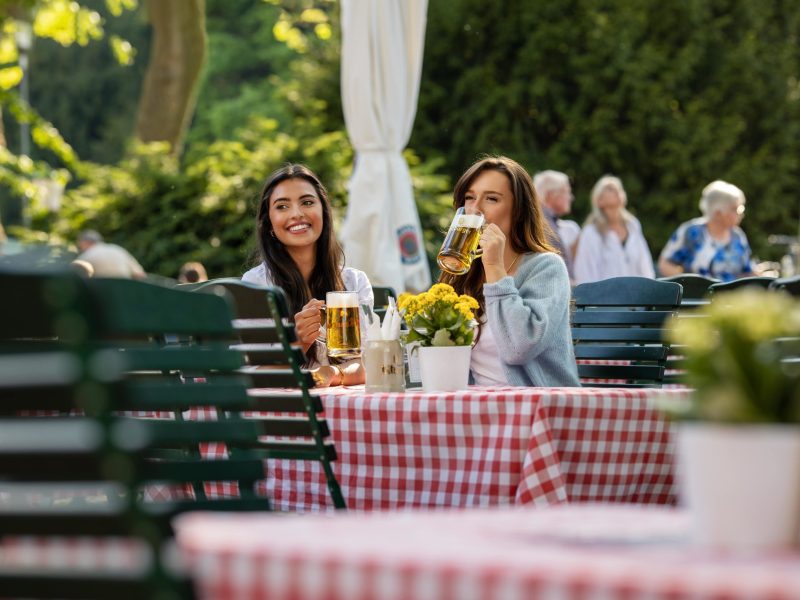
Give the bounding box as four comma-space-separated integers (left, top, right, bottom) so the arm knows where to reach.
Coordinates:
708, 276, 776, 296
769, 275, 800, 296
658, 274, 718, 303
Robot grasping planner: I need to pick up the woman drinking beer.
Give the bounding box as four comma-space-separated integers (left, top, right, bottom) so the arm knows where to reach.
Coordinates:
440, 156, 580, 387
243, 164, 373, 386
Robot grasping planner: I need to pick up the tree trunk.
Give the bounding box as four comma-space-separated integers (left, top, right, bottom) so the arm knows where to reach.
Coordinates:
135, 0, 206, 155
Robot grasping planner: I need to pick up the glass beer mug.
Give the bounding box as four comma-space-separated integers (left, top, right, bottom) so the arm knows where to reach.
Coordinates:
436, 207, 485, 275
326, 291, 361, 360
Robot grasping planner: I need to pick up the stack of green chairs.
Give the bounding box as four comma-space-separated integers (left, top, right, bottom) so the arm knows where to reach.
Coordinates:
0, 270, 277, 598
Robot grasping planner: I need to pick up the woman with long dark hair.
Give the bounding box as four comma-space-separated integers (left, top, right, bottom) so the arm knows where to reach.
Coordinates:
243, 164, 373, 385
440, 156, 579, 387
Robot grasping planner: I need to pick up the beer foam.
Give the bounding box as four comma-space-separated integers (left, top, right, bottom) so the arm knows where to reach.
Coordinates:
455, 214, 484, 229
327, 291, 359, 308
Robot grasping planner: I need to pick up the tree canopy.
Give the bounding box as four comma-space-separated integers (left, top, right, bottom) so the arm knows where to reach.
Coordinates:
1, 0, 798, 277
412, 0, 800, 256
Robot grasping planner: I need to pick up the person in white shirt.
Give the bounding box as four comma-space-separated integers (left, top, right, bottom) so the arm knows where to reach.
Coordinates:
76, 230, 146, 279
242, 164, 373, 386
532, 170, 580, 279
573, 175, 655, 285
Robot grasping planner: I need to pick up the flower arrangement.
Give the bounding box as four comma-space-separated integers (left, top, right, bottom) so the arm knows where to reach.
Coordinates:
668, 289, 800, 423
397, 283, 479, 347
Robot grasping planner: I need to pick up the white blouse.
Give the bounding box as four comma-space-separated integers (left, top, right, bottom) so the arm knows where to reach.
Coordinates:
241, 262, 374, 365
573, 218, 655, 285
470, 318, 509, 386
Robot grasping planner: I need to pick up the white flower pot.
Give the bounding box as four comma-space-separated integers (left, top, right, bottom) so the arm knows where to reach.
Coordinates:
417, 345, 471, 392
678, 423, 800, 551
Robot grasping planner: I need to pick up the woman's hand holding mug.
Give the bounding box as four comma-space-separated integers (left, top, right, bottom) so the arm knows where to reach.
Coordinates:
294, 298, 325, 353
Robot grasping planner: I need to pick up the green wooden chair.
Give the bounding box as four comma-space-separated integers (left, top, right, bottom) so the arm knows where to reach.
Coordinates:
0, 270, 285, 597
769, 275, 800, 296
189, 278, 346, 510
657, 274, 718, 307
708, 275, 776, 296
572, 277, 683, 388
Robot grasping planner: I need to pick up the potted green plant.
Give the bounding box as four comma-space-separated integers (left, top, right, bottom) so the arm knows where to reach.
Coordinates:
667, 288, 800, 550
397, 283, 478, 392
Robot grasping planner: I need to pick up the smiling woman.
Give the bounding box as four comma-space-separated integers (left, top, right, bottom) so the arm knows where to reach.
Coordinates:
242, 164, 374, 384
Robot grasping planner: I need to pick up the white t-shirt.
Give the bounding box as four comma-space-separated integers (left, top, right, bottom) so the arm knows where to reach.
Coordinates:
573, 218, 655, 285
557, 219, 581, 265
470, 318, 509, 386
241, 262, 373, 365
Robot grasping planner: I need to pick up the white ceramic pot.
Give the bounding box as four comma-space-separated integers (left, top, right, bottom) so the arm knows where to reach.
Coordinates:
417, 345, 471, 392
678, 423, 800, 551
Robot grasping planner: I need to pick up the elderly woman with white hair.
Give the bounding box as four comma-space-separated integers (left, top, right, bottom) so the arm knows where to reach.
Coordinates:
658, 180, 755, 282
573, 175, 655, 284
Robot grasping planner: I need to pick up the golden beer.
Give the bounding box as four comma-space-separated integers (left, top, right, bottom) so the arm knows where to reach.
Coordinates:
437, 209, 484, 275
326, 291, 361, 359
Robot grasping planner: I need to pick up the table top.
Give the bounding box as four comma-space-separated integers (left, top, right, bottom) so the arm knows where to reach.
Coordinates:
175, 504, 800, 600
258, 385, 688, 511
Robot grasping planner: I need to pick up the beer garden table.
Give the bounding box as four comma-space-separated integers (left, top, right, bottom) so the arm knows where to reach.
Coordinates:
174, 504, 800, 600
249, 385, 689, 512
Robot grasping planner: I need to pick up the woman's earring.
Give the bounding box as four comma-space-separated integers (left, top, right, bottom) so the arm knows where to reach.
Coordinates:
270, 230, 276, 238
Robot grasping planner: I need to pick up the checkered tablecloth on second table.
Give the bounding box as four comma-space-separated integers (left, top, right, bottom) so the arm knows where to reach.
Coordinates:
254, 385, 688, 512
174, 505, 800, 600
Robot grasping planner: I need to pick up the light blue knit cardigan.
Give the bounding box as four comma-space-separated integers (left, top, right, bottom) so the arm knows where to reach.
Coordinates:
481, 252, 580, 387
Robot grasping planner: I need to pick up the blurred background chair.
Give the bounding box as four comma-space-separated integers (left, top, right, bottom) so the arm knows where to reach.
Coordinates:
658, 274, 718, 307
572, 277, 682, 388
372, 285, 397, 322
769, 275, 800, 297
708, 275, 775, 296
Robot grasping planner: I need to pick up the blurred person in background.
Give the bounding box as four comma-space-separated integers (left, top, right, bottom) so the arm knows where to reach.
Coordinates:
178, 261, 208, 283
573, 175, 655, 284
532, 170, 578, 278
658, 180, 755, 282
76, 230, 146, 279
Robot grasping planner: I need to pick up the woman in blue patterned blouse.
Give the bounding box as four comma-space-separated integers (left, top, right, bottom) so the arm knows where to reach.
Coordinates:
658, 180, 756, 282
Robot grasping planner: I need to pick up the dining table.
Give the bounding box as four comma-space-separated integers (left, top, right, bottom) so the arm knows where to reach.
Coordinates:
247, 385, 689, 512
174, 504, 800, 600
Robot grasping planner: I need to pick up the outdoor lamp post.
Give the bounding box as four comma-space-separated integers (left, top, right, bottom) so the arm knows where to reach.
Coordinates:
14, 20, 32, 159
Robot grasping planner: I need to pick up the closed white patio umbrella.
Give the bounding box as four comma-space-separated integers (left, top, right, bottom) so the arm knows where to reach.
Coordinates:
339, 0, 431, 294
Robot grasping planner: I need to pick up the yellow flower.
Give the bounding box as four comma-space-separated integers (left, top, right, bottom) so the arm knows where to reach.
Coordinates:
398, 284, 479, 347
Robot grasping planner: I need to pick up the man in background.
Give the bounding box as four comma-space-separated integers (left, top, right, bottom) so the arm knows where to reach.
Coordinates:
77, 230, 146, 279
533, 170, 580, 280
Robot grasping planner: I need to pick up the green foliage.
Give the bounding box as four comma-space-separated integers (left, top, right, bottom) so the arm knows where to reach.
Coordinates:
413, 0, 800, 260
668, 289, 800, 423
19, 0, 147, 163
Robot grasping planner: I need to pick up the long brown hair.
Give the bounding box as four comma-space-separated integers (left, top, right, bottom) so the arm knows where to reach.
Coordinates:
439, 156, 556, 325
255, 164, 345, 318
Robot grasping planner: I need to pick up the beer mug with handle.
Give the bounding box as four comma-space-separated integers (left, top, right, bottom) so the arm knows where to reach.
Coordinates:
326, 291, 361, 360
437, 207, 485, 275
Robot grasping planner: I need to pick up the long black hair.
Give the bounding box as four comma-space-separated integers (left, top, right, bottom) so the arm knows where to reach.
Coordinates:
255, 164, 345, 319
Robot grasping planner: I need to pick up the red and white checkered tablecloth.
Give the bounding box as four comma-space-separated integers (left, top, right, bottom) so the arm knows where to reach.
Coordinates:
174, 504, 800, 600
250, 385, 688, 511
